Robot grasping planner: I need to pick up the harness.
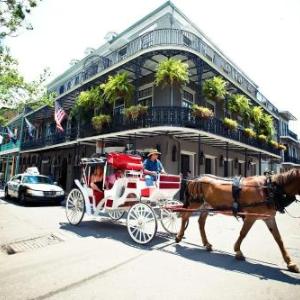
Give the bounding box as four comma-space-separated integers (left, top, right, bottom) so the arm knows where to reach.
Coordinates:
232, 176, 242, 215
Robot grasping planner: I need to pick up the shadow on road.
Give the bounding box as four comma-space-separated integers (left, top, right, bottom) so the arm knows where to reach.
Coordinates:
163, 242, 300, 285
60, 219, 171, 250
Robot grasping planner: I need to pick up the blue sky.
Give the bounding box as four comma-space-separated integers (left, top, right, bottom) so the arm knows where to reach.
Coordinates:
5, 0, 300, 134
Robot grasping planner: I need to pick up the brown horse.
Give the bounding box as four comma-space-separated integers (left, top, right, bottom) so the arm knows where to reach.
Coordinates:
176, 168, 300, 273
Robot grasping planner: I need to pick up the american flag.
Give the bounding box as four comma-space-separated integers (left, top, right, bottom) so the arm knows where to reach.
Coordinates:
54, 101, 67, 132
25, 117, 35, 138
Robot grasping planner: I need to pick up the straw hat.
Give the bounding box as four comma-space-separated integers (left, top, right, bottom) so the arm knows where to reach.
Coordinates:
147, 149, 161, 157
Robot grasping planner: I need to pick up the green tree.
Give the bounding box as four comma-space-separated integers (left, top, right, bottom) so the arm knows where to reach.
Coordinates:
0, 0, 41, 38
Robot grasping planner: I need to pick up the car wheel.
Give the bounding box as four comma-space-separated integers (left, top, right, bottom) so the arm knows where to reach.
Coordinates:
4, 187, 10, 200
19, 192, 26, 205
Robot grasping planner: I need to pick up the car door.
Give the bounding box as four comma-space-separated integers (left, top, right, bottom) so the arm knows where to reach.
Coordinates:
10, 176, 21, 198
7, 176, 16, 197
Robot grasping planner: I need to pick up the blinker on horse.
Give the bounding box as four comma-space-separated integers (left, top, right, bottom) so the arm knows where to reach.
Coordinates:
176, 168, 300, 273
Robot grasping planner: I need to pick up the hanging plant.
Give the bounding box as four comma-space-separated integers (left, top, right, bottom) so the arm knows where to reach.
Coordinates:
223, 117, 238, 130
260, 113, 275, 138
191, 104, 214, 119
250, 106, 263, 131
155, 58, 189, 87
70, 86, 104, 119
101, 72, 134, 106
243, 128, 256, 138
257, 134, 268, 143
278, 144, 287, 151
270, 140, 279, 149
202, 76, 228, 101
124, 104, 148, 121
228, 94, 251, 121
92, 114, 111, 131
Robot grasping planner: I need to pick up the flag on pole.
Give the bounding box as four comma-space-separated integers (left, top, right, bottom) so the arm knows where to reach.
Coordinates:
54, 101, 67, 132
25, 117, 35, 138
6, 127, 17, 144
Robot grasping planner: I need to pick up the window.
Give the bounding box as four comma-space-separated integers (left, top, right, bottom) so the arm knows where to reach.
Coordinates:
75, 76, 80, 85
183, 34, 191, 47
59, 85, 65, 94
114, 98, 125, 115
118, 47, 127, 59
138, 86, 153, 106
182, 88, 194, 108
67, 81, 71, 90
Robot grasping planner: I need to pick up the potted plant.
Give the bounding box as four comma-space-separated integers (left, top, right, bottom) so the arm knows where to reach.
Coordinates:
260, 113, 275, 138
243, 128, 256, 138
124, 104, 148, 121
155, 58, 189, 106
101, 72, 134, 107
92, 114, 111, 131
270, 140, 279, 149
257, 134, 268, 143
250, 106, 263, 131
228, 94, 251, 122
278, 144, 287, 151
191, 104, 214, 119
223, 117, 238, 130
202, 76, 228, 101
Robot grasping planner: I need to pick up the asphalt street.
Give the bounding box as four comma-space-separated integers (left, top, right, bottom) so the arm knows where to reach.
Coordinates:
0, 195, 300, 300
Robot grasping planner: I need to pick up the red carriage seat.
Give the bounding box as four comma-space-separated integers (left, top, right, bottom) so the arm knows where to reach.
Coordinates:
86, 176, 104, 205
106, 152, 143, 171
158, 175, 181, 189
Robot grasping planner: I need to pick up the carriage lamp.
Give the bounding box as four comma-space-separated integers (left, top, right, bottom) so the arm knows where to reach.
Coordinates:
199, 151, 204, 165
219, 155, 224, 167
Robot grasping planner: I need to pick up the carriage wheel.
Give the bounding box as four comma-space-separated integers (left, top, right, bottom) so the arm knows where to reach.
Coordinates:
66, 188, 85, 225
127, 203, 157, 244
160, 200, 189, 235
108, 209, 125, 220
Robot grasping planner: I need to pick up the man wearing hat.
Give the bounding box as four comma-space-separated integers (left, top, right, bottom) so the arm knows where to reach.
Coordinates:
143, 149, 165, 186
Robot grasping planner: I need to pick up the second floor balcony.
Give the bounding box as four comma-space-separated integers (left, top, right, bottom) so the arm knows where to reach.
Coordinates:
0, 141, 20, 154
21, 106, 280, 157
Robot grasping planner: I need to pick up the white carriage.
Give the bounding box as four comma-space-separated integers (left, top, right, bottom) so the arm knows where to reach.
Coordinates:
65, 152, 183, 244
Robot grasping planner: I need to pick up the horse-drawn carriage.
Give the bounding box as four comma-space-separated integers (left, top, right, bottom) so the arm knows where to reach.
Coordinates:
65, 152, 183, 244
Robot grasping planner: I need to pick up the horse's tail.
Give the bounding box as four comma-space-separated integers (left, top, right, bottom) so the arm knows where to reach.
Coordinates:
183, 178, 204, 208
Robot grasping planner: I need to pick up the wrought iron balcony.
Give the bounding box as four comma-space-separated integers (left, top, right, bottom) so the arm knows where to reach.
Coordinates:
288, 130, 298, 140
283, 154, 300, 165
22, 107, 280, 155
0, 141, 20, 153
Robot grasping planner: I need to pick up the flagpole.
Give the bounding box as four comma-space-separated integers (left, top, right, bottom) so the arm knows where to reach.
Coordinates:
15, 106, 25, 175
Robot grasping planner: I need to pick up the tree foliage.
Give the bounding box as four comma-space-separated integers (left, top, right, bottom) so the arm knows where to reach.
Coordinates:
0, 0, 41, 38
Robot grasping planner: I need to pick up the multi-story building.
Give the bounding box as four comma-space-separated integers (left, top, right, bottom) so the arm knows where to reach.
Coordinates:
0, 1, 298, 191
278, 111, 300, 171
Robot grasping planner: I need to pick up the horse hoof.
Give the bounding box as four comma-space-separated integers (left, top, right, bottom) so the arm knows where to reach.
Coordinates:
205, 244, 213, 252
235, 252, 245, 261
288, 263, 300, 273
175, 236, 181, 243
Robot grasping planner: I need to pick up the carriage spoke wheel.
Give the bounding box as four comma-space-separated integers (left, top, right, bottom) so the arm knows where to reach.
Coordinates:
160, 200, 189, 235
127, 203, 157, 244
66, 188, 85, 225
108, 209, 125, 220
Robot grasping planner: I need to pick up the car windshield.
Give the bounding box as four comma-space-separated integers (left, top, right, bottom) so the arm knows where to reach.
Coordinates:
22, 175, 53, 184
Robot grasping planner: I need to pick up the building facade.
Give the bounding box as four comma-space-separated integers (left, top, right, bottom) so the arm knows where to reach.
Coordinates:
1, 1, 299, 191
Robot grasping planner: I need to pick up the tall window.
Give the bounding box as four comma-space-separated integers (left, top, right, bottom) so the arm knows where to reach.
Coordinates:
182, 88, 194, 108
138, 86, 153, 106
114, 98, 125, 115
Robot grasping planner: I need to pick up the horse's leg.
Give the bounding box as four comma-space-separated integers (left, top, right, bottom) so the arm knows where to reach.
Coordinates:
175, 211, 191, 243
175, 202, 201, 243
264, 217, 299, 273
234, 216, 256, 260
198, 206, 212, 251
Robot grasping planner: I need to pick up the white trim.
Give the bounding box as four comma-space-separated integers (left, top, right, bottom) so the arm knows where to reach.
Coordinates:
205, 154, 216, 159
20, 141, 77, 154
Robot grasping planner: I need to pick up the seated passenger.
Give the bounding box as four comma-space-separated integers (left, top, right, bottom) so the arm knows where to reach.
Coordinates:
90, 165, 104, 202
143, 149, 165, 186
106, 169, 124, 189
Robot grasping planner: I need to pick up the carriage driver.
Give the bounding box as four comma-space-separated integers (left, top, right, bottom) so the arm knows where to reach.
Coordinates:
143, 149, 166, 186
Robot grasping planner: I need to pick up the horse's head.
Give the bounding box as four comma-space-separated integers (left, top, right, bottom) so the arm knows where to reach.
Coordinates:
273, 168, 300, 196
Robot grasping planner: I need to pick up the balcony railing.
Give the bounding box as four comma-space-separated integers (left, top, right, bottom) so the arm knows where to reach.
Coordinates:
0, 141, 20, 153
288, 130, 298, 140
284, 154, 300, 165
22, 107, 280, 156
55, 28, 278, 117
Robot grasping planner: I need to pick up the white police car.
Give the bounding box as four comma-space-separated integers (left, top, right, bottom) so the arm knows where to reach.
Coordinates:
4, 168, 64, 204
